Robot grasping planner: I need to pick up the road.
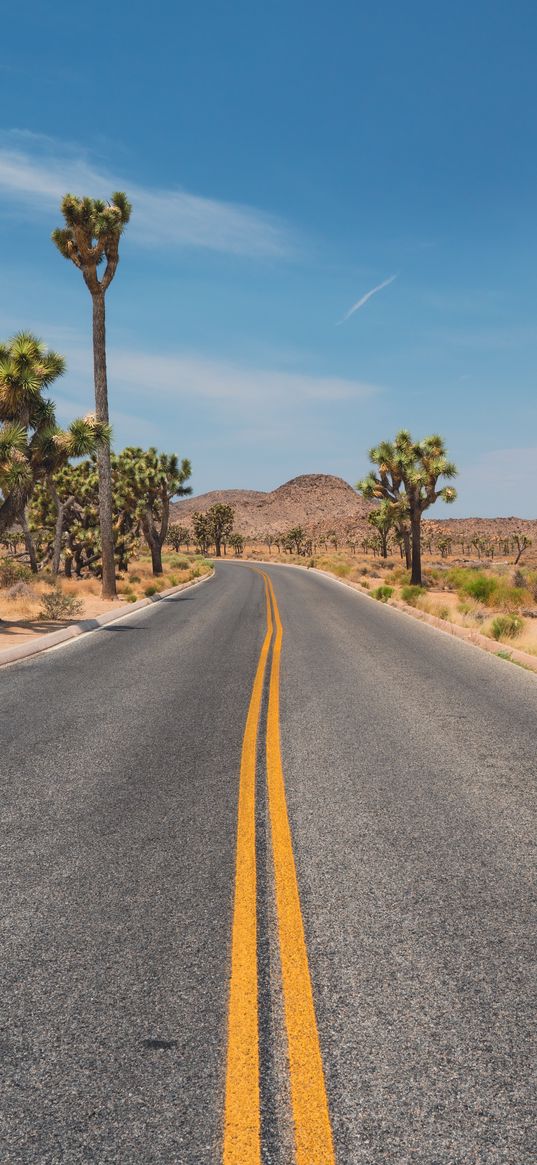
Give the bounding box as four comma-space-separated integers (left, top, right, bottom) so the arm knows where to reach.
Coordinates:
1, 562, 535, 1164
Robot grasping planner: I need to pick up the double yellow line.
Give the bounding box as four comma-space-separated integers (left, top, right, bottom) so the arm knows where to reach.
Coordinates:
223, 569, 336, 1165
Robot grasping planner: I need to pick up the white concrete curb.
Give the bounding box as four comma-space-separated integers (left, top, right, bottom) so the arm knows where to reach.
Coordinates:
0, 568, 214, 669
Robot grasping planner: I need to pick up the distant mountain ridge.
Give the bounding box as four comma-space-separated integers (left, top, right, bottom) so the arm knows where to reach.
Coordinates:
171, 473, 537, 548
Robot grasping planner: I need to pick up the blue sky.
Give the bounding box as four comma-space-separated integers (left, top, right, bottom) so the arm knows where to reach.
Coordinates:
1, 0, 536, 515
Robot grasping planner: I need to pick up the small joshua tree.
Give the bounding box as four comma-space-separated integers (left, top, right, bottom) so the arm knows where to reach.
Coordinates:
166, 525, 190, 552
206, 503, 235, 557
512, 532, 532, 564
229, 532, 245, 557
52, 192, 131, 598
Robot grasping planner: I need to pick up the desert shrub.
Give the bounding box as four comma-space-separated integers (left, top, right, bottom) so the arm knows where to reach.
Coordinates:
168, 574, 179, 587
390, 567, 411, 584
129, 574, 141, 584
447, 568, 498, 604
5, 581, 34, 600
0, 559, 32, 588
190, 566, 201, 578
144, 584, 159, 597
168, 555, 190, 570
361, 579, 370, 589
490, 614, 524, 641
125, 593, 137, 603
372, 585, 393, 602
401, 584, 426, 606
434, 605, 450, 620
39, 589, 83, 620
492, 582, 527, 611
333, 562, 351, 578
307, 558, 316, 569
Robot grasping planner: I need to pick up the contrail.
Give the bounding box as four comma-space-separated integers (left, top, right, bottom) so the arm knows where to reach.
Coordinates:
338, 273, 397, 324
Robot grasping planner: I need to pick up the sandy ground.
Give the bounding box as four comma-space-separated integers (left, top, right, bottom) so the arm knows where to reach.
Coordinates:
0, 594, 131, 648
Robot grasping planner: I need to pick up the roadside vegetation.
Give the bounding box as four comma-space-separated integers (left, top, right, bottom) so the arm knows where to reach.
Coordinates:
0, 548, 211, 636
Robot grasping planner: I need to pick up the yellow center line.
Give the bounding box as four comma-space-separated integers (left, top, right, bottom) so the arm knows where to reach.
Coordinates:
265, 573, 336, 1165
223, 572, 272, 1165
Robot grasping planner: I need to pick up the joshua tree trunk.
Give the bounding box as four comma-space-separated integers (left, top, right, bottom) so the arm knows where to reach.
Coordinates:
142, 510, 165, 576
20, 509, 38, 574
49, 481, 65, 576
410, 511, 422, 585
92, 292, 116, 599
401, 528, 411, 569
150, 543, 163, 574
214, 537, 221, 557
0, 492, 25, 539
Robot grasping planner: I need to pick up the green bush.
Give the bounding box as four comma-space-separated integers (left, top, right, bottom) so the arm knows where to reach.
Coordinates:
372, 585, 393, 603
401, 584, 425, 606
129, 574, 141, 584
0, 559, 32, 588
190, 566, 201, 578
39, 589, 83, 620
490, 614, 524, 641
168, 574, 179, 587
126, 593, 137, 603
447, 568, 498, 604
144, 584, 159, 597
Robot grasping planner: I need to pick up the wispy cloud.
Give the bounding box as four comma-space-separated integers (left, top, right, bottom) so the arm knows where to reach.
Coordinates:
0, 130, 291, 258
59, 342, 380, 406
338, 274, 397, 324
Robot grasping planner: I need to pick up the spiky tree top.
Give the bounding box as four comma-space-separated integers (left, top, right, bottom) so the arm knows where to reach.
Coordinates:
52, 192, 132, 294
0, 332, 109, 535
358, 430, 457, 516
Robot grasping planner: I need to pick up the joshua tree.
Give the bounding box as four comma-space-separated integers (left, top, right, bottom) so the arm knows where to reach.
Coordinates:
0, 333, 65, 540
206, 503, 235, 557
367, 503, 394, 559
229, 532, 245, 557
192, 511, 211, 554
0, 332, 106, 574
358, 431, 457, 585
512, 532, 532, 564
113, 448, 191, 575
52, 192, 132, 598
166, 525, 190, 552
283, 526, 307, 555
42, 415, 110, 574
436, 535, 453, 559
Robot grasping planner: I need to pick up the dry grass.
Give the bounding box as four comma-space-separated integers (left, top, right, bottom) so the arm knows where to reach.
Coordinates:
0, 551, 212, 645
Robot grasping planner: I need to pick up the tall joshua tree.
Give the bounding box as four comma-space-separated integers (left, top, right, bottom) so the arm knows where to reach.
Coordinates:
52, 192, 131, 598
358, 431, 457, 585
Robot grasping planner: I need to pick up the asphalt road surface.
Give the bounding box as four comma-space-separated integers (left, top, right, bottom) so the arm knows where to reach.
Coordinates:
1, 562, 535, 1164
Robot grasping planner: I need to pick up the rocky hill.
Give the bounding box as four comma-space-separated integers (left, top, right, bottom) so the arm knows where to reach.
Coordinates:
171, 474, 373, 539
171, 473, 537, 557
